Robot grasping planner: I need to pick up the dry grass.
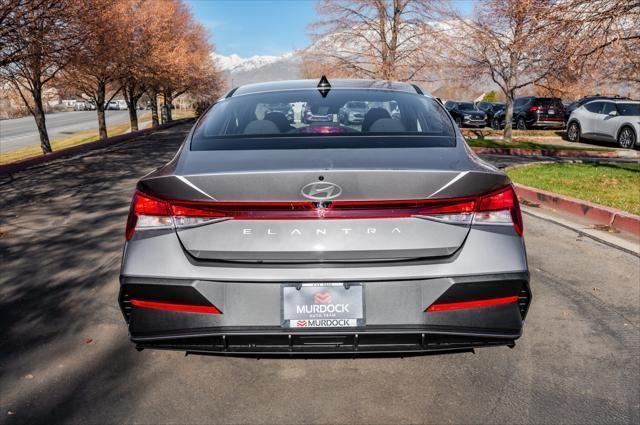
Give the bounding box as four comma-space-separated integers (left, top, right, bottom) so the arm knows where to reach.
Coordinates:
0, 110, 195, 165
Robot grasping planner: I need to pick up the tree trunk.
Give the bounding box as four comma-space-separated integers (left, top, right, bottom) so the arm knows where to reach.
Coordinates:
503, 92, 514, 142
96, 82, 108, 139
126, 100, 138, 131
376, 1, 390, 80
122, 81, 140, 131
149, 90, 159, 127
32, 84, 52, 154
164, 91, 173, 122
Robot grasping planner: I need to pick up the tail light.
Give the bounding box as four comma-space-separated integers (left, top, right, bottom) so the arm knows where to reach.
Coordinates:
125, 185, 523, 240
529, 105, 540, 112
474, 185, 523, 236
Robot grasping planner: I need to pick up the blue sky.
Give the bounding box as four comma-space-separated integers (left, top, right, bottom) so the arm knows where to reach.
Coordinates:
186, 0, 476, 57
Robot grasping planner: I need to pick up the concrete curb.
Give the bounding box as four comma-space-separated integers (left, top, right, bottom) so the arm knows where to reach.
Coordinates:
0, 118, 194, 176
471, 146, 628, 158
514, 183, 640, 238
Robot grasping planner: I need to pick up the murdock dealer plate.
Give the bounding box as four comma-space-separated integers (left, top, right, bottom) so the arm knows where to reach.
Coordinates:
282, 283, 364, 328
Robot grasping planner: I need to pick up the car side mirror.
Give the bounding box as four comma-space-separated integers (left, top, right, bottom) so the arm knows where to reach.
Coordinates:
608, 110, 618, 116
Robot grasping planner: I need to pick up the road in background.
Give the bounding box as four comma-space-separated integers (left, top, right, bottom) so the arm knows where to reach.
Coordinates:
0, 111, 138, 152
0, 123, 638, 424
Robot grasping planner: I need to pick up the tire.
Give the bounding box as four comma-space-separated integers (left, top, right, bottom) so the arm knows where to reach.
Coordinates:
455, 116, 462, 127
491, 118, 501, 130
617, 126, 636, 149
567, 122, 581, 143
516, 116, 527, 130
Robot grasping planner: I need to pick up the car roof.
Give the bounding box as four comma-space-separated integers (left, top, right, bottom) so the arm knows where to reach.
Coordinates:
585, 99, 639, 104
230, 79, 426, 97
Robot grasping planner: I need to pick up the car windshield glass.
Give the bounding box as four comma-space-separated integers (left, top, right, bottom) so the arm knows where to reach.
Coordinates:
457, 102, 475, 110
494, 104, 505, 110
616, 103, 640, 116
535, 98, 563, 107
191, 89, 455, 150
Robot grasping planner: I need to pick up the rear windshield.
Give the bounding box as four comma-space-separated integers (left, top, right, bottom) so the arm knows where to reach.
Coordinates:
534, 98, 563, 107
457, 102, 475, 109
191, 89, 455, 150
617, 103, 640, 116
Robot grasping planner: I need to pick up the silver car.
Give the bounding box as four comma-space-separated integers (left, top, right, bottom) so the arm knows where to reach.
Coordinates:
119, 79, 531, 355
567, 99, 639, 149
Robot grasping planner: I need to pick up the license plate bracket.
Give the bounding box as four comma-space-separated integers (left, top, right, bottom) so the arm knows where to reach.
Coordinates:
281, 283, 364, 328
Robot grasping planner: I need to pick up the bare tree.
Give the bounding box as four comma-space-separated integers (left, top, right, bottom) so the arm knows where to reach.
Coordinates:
150, 1, 219, 123
442, 0, 574, 142
557, 0, 640, 85
0, 0, 29, 67
0, 0, 85, 153
309, 0, 443, 81
57, 0, 125, 139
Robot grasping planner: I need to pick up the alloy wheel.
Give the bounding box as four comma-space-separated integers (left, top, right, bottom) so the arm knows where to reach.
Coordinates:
618, 128, 636, 149
567, 123, 580, 142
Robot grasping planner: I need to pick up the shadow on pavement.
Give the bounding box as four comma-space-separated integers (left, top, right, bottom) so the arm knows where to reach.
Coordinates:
0, 125, 190, 422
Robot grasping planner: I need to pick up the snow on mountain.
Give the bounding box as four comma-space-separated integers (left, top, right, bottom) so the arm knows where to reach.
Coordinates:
212, 52, 301, 86
213, 52, 296, 73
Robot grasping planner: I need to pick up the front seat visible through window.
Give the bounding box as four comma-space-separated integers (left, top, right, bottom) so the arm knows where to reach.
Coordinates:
368, 118, 406, 133
362, 108, 391, 132
265, 112, 293, 133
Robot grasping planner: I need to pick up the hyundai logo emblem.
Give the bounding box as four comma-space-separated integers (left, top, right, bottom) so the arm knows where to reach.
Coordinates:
301, 181, 342, 201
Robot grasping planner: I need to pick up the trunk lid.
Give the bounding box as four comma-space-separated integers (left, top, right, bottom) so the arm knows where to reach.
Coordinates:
140, 148, 508, 262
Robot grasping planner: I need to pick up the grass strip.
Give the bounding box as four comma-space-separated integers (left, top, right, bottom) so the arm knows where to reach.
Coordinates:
467, 137, 613, 152
507, 162, 640, 215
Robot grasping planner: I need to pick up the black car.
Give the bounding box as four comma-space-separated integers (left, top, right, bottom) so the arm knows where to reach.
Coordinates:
564, 95, 629, 121
477, 102, 504, 127
444, 101, 487, 127
492, 96, 565, 130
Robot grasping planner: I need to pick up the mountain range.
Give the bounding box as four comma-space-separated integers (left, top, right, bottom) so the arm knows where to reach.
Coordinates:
212, 52, 302, 86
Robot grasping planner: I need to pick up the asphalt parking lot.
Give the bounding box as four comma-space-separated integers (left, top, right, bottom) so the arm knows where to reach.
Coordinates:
1, 123, 638, 424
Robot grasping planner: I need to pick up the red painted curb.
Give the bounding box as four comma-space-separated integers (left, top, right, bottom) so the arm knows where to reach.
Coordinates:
514, 183, 640, 238
472, 146, 621, 158
611, 213, 640, 237
0, 118, 194, 176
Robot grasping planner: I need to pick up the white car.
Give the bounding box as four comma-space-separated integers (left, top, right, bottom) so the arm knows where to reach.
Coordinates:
567, 99, 639, 149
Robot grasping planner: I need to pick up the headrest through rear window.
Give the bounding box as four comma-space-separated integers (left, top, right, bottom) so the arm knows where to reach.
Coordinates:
368, 118, 406, 133
243, 119, 280, 135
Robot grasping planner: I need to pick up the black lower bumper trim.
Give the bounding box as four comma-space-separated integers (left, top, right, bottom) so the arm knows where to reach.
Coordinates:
133, 331, 516, 355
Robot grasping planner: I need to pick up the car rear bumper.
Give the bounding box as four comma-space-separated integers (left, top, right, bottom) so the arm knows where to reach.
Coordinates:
462, 119, 486, 127
120, 272, 531, 354
531, 120, 565, 128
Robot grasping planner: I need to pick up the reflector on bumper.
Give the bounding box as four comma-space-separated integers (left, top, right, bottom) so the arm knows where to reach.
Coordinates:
131, 299, 222, 314
426, 295, 519, 312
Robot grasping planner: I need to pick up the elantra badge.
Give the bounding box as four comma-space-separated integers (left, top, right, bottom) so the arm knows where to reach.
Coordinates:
301, 181, 342, 201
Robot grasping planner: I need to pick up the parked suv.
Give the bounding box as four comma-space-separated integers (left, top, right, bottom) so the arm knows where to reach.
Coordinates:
565, 95, 629, 121
567, 100, 639, 149
492, 97, 565, 130
444, 101, 486, 127
477, 102, 505, 129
